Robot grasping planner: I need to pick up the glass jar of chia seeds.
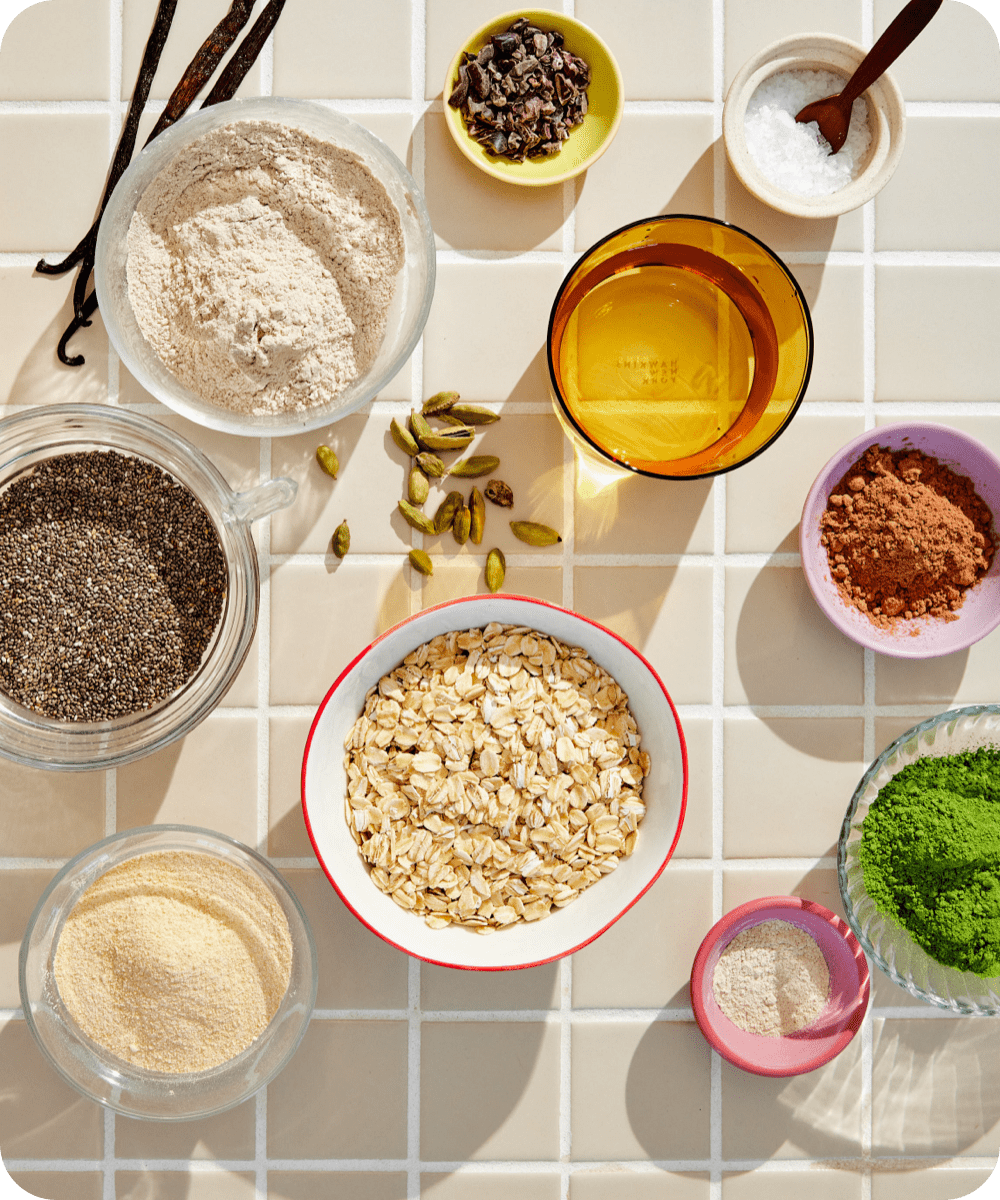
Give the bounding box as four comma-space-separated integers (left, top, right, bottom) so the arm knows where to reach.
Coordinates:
0, 403, 295, 770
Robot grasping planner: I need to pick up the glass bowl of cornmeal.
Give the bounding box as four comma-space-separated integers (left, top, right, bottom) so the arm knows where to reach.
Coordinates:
546, 214, 813, 480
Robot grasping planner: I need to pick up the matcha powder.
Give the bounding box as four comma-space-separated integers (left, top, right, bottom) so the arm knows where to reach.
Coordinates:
859, 744, 1000, 976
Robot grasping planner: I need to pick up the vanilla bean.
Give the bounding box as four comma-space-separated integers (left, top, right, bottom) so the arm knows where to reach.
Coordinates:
55, 292, 99, 369
202, 0, 287, 107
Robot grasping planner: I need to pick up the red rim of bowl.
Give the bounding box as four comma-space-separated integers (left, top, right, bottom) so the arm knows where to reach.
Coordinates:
300, 592, 688, 971
691, 895, 870, 1077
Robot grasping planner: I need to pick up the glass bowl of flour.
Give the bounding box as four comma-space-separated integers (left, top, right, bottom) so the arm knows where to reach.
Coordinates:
95, 97, 436, 437
19, 825, 318, 1120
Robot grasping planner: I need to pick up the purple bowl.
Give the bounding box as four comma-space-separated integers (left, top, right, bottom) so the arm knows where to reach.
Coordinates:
800, 422, 1000, 659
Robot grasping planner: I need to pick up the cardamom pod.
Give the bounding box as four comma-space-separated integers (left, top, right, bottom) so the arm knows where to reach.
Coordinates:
408, 466, 429, 506
408, 549, 433, 576
316, 445, 339, 479
449, 403, 500, 425
453, 504, 471, 545
409, 410, 435, 450
510, 520, 562, 546
422, 390, 459, 415
398, 499, 437, 535
332, 519, 350, 558
433, 491, 464, 535
390, 417, 419, 457
469, 486, 485, 546
418, 425, 475, 452
415, 452, 446, 478
436, 413, 467, 427
449, 454, 500, 479
484, 479, 514, 508
486, 547, 506, 593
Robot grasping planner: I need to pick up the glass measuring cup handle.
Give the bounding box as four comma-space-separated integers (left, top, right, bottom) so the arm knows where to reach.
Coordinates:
225, 477, 298, 524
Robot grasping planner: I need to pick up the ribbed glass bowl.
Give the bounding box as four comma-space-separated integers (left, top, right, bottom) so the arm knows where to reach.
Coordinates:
838, 705, 1000, 1014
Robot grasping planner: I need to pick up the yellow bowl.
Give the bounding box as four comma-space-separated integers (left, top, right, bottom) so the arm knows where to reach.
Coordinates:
443, 9, 624, 187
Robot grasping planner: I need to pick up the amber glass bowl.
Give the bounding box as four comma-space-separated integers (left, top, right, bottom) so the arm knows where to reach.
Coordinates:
547, 215, 813, 480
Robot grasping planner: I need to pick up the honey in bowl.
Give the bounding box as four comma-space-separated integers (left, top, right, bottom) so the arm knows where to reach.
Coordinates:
547, 215, 813, 479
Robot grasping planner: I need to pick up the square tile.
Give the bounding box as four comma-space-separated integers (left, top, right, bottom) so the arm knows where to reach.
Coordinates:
871, 1018, 1000, 1157
0, 756, 105, 858
0, 1018, 103, 1159
570, 1174, 710, 1200
792, 265, 864, 403
0, 114, 110, 252
269, 713, 313, 857
571, 1021, 710, 1159
575, 472, 714, 556
722, 866, 845, 919
116, 714, 258, 845
673, 716, 713, 859
574, 566, 715, 704
724, 0, 863, 89
421, 1175, 560, 1200
873, 0, 1000, 101
115, 1098, 255, 1160
420, 1022, 560, 1160
270, 416, 415, 556
870, 1169, 996, 1200
269, 1175, 408, 1200
8, 1174, 103, 1200
422, 961, 559, 1011
422, 114, 565, 252
272, 0, 411, 97
0, 0, 109, 99
722, 1171, 861, 1200
421, 561, 563, 605
574, 114, 715, 253
117, 1172, 257, 1200
573, 865, 713, 1008
576, 0, 713, 99
0, 869, 56, 1007
874, 621, 1000, 707
267, 1020, 408, 1158
425, 1, 561, 100
723, 717, 864, 858
724, 566, 864, 706
422, 262, 565, 402
875, 267, 1000, 402
726, 414, 865, 552
121, 0, 261, 101
876, 119, 1000, 251
721, 1030, 862, 1159
269, 561, 410, 705
0, 266, 108, 408
725, 161, 863, 253
282, 869, 409, 1011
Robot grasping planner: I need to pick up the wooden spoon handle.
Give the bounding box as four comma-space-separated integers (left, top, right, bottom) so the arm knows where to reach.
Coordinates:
842, 0, 943, 105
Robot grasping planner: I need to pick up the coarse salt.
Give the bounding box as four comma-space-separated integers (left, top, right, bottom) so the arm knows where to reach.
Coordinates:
744, 68, 872, 197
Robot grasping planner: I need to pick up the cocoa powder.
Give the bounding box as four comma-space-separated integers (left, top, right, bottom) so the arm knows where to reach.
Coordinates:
820, 445, 994, 631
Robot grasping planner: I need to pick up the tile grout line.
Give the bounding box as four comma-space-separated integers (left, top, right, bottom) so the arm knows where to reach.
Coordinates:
407, 956, 422, 1200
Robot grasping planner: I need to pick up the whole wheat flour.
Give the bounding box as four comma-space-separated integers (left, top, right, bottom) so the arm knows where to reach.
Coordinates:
712, 919, 830, 1037
53, 850, 293, 1073
126, 119, 404, 416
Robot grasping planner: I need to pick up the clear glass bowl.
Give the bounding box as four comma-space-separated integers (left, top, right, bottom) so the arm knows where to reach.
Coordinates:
95, 96, 436, 438
20, 825, 318, 1121
0, 403, 296, 771
838, 705, 1000, 1014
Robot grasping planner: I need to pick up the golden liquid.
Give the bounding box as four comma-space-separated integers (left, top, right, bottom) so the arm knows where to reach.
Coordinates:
554, 241, 777, 475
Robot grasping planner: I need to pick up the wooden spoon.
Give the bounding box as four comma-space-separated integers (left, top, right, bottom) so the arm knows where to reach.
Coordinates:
795, 0, 942, 153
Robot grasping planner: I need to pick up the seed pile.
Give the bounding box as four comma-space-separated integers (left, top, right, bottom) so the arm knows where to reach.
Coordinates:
0, 450, 226, 721
343, 623, 648, 932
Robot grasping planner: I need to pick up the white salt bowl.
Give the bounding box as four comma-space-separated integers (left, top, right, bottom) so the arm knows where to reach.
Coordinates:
723, 33, 906, 219
301, 594, 688, 971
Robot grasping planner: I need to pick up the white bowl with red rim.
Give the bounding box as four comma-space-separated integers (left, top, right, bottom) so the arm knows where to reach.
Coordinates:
301, 594, 687, 970
690, 895, 870, 1077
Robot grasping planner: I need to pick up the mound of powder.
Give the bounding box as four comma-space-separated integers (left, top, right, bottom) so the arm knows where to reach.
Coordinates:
53, 850, 293, 1073
712, 919, 830, 1037
126, 119, 404, 417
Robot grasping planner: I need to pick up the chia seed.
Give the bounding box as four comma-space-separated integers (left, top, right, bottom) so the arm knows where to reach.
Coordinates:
0, 449, 227, 722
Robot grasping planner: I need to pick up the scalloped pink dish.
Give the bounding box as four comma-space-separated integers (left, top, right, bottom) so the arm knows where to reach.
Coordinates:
691, 896, 869, 1077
